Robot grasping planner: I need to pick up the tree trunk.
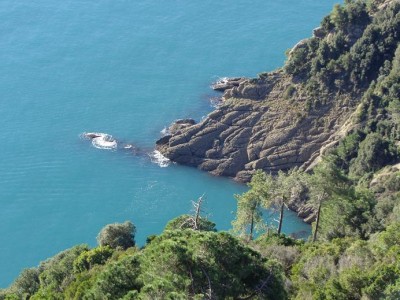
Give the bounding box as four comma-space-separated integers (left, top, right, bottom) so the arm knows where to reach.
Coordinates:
194, 196, 203, 230
192, 194, 204, 230
277, 203, 284, 235
249, 212, 254, 242
313, 202, 322, 242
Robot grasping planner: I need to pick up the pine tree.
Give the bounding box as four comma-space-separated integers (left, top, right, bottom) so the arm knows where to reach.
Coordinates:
306, 159, 351, 242
232, 171, 272, 241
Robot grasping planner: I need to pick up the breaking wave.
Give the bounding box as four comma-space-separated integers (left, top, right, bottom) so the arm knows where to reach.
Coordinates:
149, 150, 170, 168
81, 132, 117, 150
160, 126, 170, 136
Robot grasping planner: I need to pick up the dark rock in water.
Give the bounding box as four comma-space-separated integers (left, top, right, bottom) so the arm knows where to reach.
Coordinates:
211, 77, 246, 92
156, 135, 172, 146
168, 119, 196, 135
175, 118, 196, 125
84, 132, 102, 139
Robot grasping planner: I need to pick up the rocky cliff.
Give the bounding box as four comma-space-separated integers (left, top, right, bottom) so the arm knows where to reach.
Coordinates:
156, 0, 400, 222
156, 73, 353, 183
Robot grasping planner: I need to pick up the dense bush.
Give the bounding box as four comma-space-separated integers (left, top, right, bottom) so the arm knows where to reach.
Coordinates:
30, 245, 89, 299
285, 0, 400, 104
97, 221, 136, 250
290, 223, 400, 299
332, 131, 365, 170
73, 246, 114, 273
1, 224, 287, 299
0, 268, 40, 299
87, 255, 141, 299
139, 230, 286, 299
349, 133, 398, 177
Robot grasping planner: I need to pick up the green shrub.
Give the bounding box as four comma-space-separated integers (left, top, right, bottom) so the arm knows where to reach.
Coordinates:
283, 85, 296, 99
31, 245, 88, 299
73, 246, 114, 273
89, 255, 141, 299
97, 221, 136, 250
139, 230, 286, 299
350, 133, 398, 177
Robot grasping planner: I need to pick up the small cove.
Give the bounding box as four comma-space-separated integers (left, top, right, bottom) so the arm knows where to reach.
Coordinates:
0, 0, 339, 286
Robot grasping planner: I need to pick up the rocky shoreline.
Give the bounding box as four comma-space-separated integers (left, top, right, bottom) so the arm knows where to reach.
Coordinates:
155, 76, 354, 174
155, 73, 357, 222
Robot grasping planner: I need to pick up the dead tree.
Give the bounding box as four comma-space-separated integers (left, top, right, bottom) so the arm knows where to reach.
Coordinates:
179, 194, 207, 230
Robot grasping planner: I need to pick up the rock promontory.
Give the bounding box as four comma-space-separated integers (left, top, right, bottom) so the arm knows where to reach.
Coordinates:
156, 71, 353, 183
156, 0, 400, 222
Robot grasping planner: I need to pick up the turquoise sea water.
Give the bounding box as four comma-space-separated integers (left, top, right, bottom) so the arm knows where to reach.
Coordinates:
0, 0, 340, 286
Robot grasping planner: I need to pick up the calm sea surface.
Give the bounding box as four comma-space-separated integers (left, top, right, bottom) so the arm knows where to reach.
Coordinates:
0, 0, 340, 286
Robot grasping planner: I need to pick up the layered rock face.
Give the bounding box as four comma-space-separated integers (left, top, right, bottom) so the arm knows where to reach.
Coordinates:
156, 72, 352, 183
156, 0, 400, 222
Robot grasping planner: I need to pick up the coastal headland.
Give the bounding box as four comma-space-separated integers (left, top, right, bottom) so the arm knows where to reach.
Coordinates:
156, 0, 400, 222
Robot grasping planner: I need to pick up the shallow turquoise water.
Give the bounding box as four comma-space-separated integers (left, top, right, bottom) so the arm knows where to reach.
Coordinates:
0, 0, 339, 286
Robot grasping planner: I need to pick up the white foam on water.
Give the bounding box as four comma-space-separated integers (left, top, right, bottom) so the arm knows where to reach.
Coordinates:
160, 126, 170, 136
81, 132, 117, 150
92, 135, 117, 150
211, 76, 229, 85
149, 150, 170, 168
217, 76, 229, 83
209, 96, 222, 108
92, 137, 117, 150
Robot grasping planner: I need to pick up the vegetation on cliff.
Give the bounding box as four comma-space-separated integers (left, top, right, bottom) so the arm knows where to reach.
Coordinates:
0, 217, 286, 300
1, 180, 399, 300
1, 0, 400, 299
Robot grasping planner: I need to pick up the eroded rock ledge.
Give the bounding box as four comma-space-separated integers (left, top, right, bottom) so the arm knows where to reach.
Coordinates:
156, 72, 357, 222
157, 72, 352, 178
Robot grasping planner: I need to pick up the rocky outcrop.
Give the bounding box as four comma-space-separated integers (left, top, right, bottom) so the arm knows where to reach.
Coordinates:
155, 0, 400, 223
156, 72, 353, 181
211, 77, 246, 92
312, 26, 325, 39
370, 163, 400, 188
168, 119, 196, 135
155, 71, 357, 222
288, 39, 309, 58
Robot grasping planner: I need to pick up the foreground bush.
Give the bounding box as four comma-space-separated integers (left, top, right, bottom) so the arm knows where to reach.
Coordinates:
97, 221, 136, 250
